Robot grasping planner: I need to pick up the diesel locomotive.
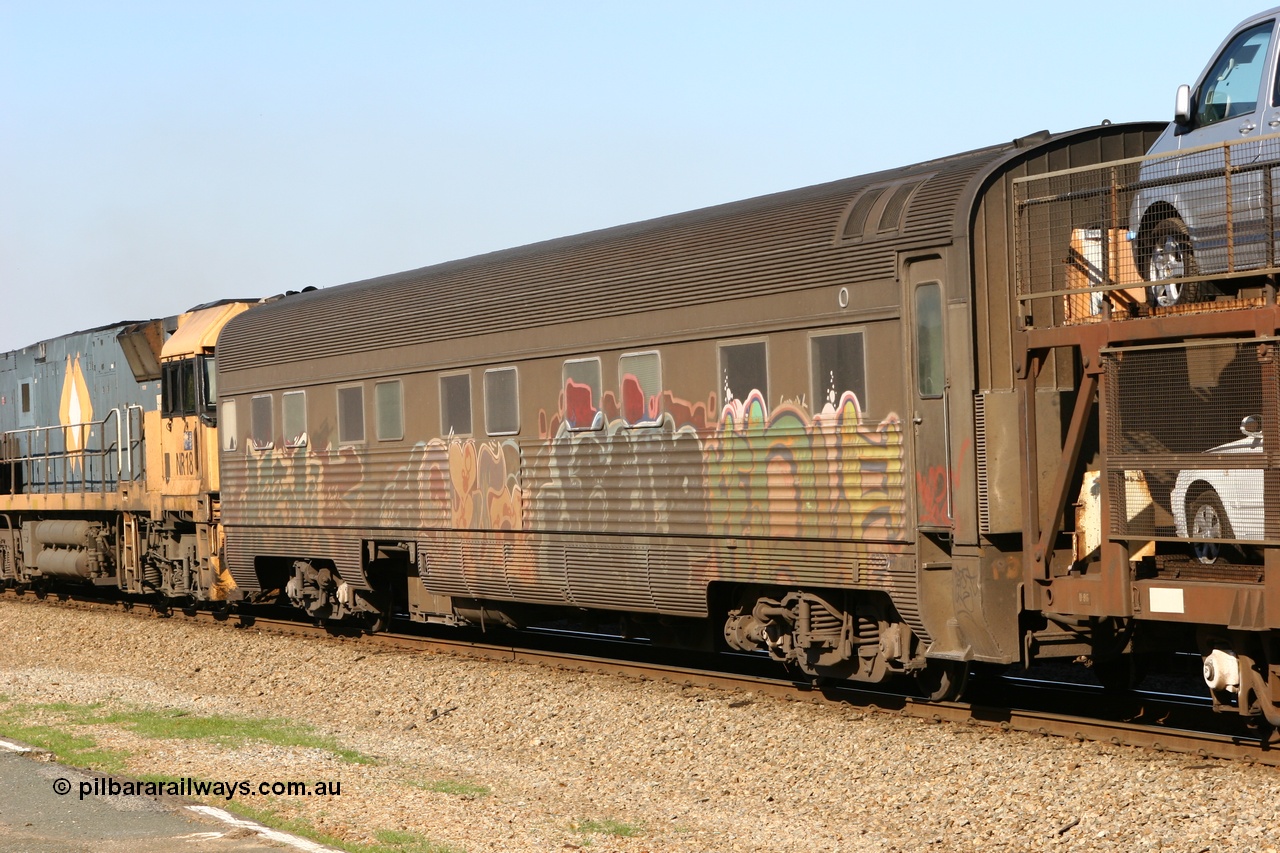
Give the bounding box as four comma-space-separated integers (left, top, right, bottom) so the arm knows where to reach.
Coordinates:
6, 104, 1280, 723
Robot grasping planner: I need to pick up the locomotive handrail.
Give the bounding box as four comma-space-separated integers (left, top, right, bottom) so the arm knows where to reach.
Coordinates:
0, 407, 134, 495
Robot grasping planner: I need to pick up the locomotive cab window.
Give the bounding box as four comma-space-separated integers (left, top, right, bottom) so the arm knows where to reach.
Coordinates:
338, 385, 365, 444
484, 368, 519, 436
161, 359, 196, 417
563, 358, 603, 431
282, 391, 307, 448
440, 373, 472, 436
915, 282, 944, 398
161, 355, 216, 420
719, 340, 768, 407
619, 352, 661, 426
811, 331, 866, 414
201, 356, 217, 417
376, 380, 403, 441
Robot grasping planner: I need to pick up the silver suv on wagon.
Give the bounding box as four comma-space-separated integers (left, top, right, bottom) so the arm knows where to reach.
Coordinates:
1130, 8, 1280, 306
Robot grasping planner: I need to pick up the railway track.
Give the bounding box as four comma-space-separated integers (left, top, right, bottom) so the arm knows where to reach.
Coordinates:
4, 588, 1277, 767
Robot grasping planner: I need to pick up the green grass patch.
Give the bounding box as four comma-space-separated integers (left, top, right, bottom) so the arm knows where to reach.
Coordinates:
408, 778, 490, 798
100, 707, 377, 763
0, 721, 128, 772
370, 829, 464, 853
0, 703, 128, 772
573, 818, 644, 839
225, 802, 462, 853
0, 701, 376, 766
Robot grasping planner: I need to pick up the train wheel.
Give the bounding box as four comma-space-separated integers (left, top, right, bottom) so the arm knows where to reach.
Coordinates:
917, 659, 969, 702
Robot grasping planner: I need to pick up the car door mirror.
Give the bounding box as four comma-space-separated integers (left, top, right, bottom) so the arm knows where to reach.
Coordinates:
1174, 83, 1192, 126
1241, 414, 1263, 438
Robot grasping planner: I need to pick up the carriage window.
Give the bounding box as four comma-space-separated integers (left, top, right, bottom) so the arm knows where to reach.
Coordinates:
484, 368, 519, 435
915, 282, 944, 399
250, 394, 273, 450
719, 341, 768, 406
619, 351, 661, 426
338, 385, 365, 444
376, 380, 403, 441
440, 373, 472, 436
811, 331, 866, 414
220, 399, 238, 452
20, 382, 30, 414
283, 391, 307, 448
563, 358, 603, 431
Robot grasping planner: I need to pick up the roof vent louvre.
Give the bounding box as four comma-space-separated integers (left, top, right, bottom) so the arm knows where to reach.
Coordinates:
840, 186, 887, 239
877, 181, 922, 233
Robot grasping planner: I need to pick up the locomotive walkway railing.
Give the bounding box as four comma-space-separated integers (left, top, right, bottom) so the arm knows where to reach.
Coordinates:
1014, 134, 1280, 331
0, 405, 145, 497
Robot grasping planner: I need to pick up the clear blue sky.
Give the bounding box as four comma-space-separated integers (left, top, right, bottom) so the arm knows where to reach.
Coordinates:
0, 1, 1272, 350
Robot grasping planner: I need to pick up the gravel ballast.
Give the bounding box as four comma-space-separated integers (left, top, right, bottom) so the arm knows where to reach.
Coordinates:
1, 598, 1278, 852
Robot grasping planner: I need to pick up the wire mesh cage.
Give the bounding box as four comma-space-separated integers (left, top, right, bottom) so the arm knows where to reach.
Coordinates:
1015, 135, 1280, 330
1104, 339, 1280, 545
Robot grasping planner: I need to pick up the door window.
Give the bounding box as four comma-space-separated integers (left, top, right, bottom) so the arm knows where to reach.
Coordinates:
1197, 21, 1273, 127
915, 283, 944, 399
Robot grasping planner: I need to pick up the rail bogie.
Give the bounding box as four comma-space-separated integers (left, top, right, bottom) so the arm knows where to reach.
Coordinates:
10, 106, 1280, 722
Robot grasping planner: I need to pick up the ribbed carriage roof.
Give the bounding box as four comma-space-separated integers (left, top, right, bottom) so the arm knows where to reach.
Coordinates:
219, 135, 1021, 374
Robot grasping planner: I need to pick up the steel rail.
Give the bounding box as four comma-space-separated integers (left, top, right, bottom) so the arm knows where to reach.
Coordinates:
3, 589, 1277, 766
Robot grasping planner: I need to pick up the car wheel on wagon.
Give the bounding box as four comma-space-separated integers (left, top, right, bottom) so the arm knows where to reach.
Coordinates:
1146, 216, 1201, 308
1188, 488, 1233, 565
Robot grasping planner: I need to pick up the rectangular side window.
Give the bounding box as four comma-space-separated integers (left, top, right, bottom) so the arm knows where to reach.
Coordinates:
220, 399, 238, 452
376, 380, 403, 441
282, 391, 307, 448
619, 351, 661, 426
338, 385, 365, 444
810, 331, 866, 415
20, 382, 30, 414
563, 358, 602, 431
719, 341, 768, 407
440, 373, 472, 436
250, 394, 273, 450
484, 367, 519, 435
915, 282, 944, 398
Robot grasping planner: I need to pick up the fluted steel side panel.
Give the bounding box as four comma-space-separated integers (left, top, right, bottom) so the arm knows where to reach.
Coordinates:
416, 529, 913, 623
563, 543, 655, 610
223, 527, 364, 588
855, 552, 926, 641
220, 444, 452, 532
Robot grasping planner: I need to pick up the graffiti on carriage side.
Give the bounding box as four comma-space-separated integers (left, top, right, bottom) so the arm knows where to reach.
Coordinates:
420, 437, 523, 530
230, 424, 365, 529
704, 389, 906, 541
227, 383, 906, 547
529, 385, 905, 541
915, 440, 970, 528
